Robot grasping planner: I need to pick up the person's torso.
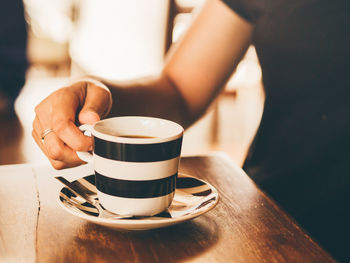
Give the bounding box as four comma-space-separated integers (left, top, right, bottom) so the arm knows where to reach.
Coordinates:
225, 0, 350, 217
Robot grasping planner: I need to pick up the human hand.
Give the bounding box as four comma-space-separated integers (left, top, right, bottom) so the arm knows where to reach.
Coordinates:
32, 78, 112, 169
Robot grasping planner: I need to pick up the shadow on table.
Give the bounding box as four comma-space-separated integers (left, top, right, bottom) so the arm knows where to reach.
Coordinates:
68, 214, 219, 262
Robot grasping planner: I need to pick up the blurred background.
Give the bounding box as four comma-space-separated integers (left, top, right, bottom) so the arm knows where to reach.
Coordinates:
0, 0, 264, 167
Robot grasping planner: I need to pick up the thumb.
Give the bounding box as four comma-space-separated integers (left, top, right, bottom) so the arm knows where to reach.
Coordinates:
78, 81, 112, 124
79, 110, 101, 125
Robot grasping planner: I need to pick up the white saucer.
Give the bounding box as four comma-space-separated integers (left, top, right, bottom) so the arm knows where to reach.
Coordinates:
58, 173, 219, 230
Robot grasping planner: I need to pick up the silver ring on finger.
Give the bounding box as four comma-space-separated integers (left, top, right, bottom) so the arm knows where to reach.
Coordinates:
41, 128, 54, 143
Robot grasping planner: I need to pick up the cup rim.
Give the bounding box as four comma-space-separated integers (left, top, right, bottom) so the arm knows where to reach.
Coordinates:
90, 116, 184, 144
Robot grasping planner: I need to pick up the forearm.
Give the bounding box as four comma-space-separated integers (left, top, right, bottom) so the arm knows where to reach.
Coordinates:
96, 74, 195, 129
85, 0, 253, 129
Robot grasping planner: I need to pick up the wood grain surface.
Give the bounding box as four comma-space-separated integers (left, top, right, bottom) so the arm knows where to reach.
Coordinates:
0, 154, 335, 263
0, 165, 38, 263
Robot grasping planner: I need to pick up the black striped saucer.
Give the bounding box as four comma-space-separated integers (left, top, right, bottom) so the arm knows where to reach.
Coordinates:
58, 173, 219, 231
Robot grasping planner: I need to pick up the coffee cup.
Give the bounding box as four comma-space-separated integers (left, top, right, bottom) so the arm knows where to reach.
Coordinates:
77, 116, 184, 216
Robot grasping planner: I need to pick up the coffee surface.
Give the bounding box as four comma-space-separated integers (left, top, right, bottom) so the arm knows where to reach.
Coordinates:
115, 135, 157, 139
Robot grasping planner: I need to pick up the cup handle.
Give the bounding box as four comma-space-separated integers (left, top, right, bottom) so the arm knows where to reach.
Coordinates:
76, 124, 94, 163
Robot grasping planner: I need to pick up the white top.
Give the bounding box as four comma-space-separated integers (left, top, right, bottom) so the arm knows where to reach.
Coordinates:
70, 0, 170, 80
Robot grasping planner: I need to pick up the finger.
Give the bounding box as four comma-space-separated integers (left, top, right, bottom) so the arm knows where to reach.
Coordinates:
42, 88, 93, 151
51, 114, 93, 152
32, 129, 74, 170
32, 115, 43, 137
34, 111, 89, 166
42, 129, 86, 164
78, 82, 112, 124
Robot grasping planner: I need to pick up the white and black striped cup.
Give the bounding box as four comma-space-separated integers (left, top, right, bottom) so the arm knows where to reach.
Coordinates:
77, 116, 184, 216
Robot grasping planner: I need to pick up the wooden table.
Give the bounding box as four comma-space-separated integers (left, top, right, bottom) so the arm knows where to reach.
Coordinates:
0, 154, 335, 263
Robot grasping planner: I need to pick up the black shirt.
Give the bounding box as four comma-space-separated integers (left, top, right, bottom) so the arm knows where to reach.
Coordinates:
222, 0, 350, 261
